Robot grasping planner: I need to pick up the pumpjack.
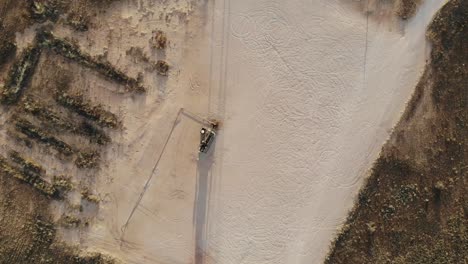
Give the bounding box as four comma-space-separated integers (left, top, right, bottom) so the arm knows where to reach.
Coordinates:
199, 121, 218, 153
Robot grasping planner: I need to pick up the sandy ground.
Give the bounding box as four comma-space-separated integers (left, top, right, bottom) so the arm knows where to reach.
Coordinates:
12, 1, 218, 264
8, 0, 447, 263
203, 0, 447, 263
72, 2, 216, 264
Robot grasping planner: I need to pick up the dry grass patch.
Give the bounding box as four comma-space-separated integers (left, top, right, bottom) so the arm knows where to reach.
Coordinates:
326, 0, 467, 263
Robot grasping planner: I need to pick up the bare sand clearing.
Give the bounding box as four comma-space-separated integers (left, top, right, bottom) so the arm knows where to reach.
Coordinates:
9, 0, 446, 263
73, 2, 215, 264
203, 0, 448, 263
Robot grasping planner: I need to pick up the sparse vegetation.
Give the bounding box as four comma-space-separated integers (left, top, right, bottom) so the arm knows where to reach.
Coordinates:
0, 39, 16, 66
0, 0, 32, 69
9, 150, 45, 175
7, 129, 34, 148
151, 30, 167, 49
75, 151, 100, 169
78, 121, 110, 145
0, 45, 42, 104
156, 60, 169, 75
29, 0, 60, 23
126, 46, 170, 75
23, 98, 111, 145
60, 215, 81, 228
66, 11, 90, 32
0, 154, 57, 197
15, 118, 75, 156
39, 30, 145, 93
81, 188, 100, 203
52, 175, 73, 192
55, 92, 120, 128
397, 0, 423, 19
326, 1, 467, 263
0, 0, 124, 262
23, 98, 74, 131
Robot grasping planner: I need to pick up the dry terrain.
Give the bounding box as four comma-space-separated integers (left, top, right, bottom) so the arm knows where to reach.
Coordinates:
0, 0, 464, 264
327, 0, 467, 263
1, 0, 214, 263
201, 0, 450, 263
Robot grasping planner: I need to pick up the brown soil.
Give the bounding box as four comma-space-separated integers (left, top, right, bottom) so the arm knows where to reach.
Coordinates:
344, 0, 425, 21
0, 0, 120, 67
0, 1, 30, 69
0, 165, 116, 264
326, 0, 467, 263
151, 30, 168, 50
0, 1, 121, 263
397, 0, 423, 19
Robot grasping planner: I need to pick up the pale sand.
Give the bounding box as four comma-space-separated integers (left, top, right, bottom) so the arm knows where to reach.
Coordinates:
203, 0, 447, 263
